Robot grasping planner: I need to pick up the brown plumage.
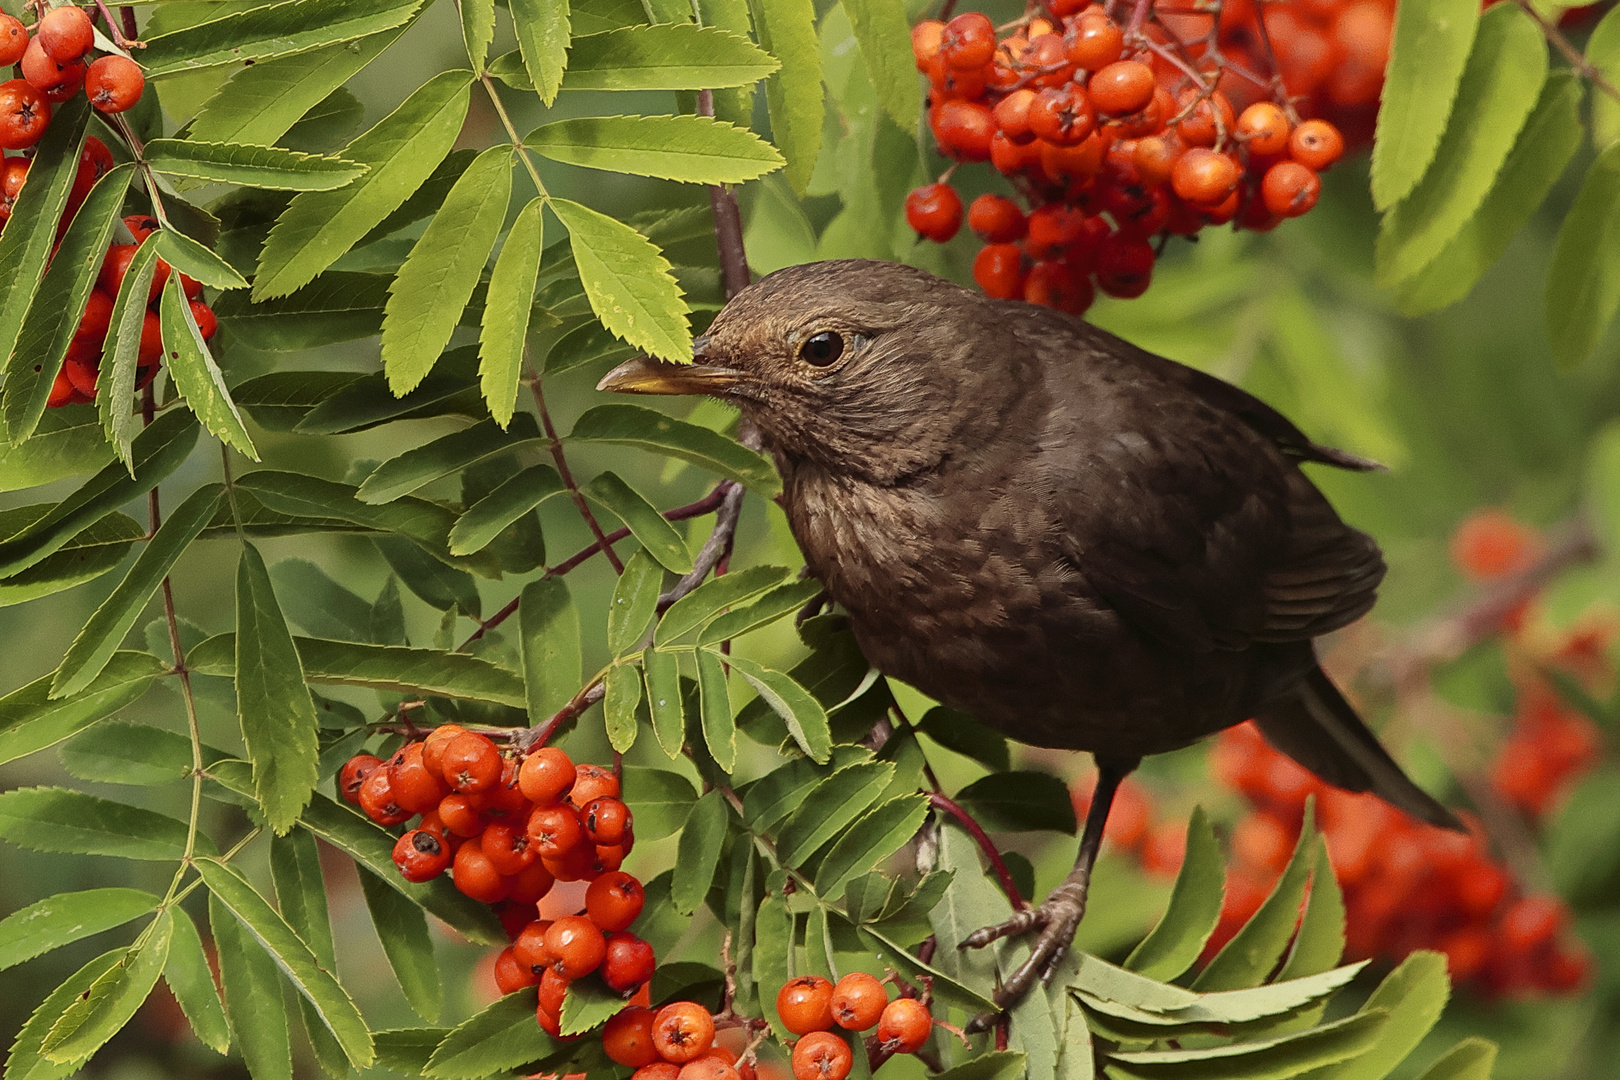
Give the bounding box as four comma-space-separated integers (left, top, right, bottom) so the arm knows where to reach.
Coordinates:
599, 258, 1457, 1012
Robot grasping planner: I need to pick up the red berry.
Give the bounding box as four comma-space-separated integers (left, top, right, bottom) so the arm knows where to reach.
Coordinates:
1094, 233, 1155, 298
904, 183, 962, 243
791, 1031, 852, 1080
583, 796, 632, 845
601, 931, 655, 993
357, 766, 412, 826
652, 1001, 715, 1064
991, 88, 1037, 143
967, 195, 1026, 243
0, 79, 49, 150
1065, 12, 1124, 70
585, 870, 646, 932
1174, 90, 1236, 149
931, 100, 995, 161
1236, 102, 1290, 157
972, 242, 1027, 299
544, 915, 606, 979
910, 20, 945, 72
518, 745, 574, 805
940, 12, 995, 70
1289, 119, 1344, 171
190, 300, 218, 341
1023, 260, 1093, 316
391, 828, 452, 883
1261, 161, 1320, 217
0, 15, 26, 66
876, 997, 931, 1054
440, 732, 502, 793
830, 972, 887, 1031
776, 975, 835, 1035
85, 55, 145, 114
451, 840, 510, 903
21, 35, 82, 98
512, 919, 555, 974
1171, 147, 1241, 206
388, 743, 449, 814
603, 1006, 661, 1068
480, 820, 538, 876
494, 945, 539, 994
1088, 60, 1155, 116
570, 762, 619, 806
339, 754, 382, 805
525, 802, 585, 858
37, 6, 93, 63
1028, 84, 1095, 147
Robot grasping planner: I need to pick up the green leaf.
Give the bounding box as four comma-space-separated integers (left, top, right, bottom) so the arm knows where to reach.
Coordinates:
1412, 1039, 1496, 1080
842, 0, 920, 130
1370, 0, 1480, 210
4, 162, 130, 443
164, 909, 230, 1054
154, 227, 251, 290
643, 645, 685, 757
617, 771, 695, 850
210, 892, 291, 1080
1103, 1009, 1388, 1080
4, 950, 122, 1080
196, 858, 374, 1069
0, 537, 132, 608
0, 787, 196, 860
1547, 142, 1620, 368
234, 542, 321, 834
559, 977, 626, 1036
550, 198, 689, 362
1590, 6, 1620, 149
270, 829, 335, 966
142, 0, 424, 77
1279, 836, 1346, 980
561, 25, 779, 90
451, 465, 564, 555
0, 408, 114, 492
271, 558, 374, 641
298, 794, 505, 944
697, 579, 823, 645
236, 469, 458, 547
608, 548, 664, 655
424, 989, 556, 1079
0, 99, 90, 443
748, 0, 823, 195
520, 576, 581, 722
1375, 4, 1546, 288
955, 770, 1077, 834
815, 793, 928, 898
41, 909, 172, 1063
1194, 805, 1317, 991
95, 236, 161, 470
570, 403, 780, 495
188, 27, 414, 146
1398, 72, 1584, 315
656, 564, 793, 644
357, 866, 443, 1023
917, 707, 1010, 772
511, 0, 572, 105
161, 277, 259, 458
752, 893, 794, 1040
219, 273, 388, 351
725, 652, 831, 762
287, 365, 480, 434
0, 651, 166, 767
582, 471, 695, 572
1305, 952, 1449, 1080
604, 662, 643, 752
862, 921, 997, 1012
382, 145, 512, 394
1125, 807, 1223, 981
0, 888, 160, 971
933, 1052, 1028, 1080
190, 633, 527, 707
672, 788, 730, 914
461, 0, 495, 69
528, 115, 783, 183
479, 197, 545, 426
695, 647, 734, 769
255, 70, 473, 299
1077, 956, 1366, 1026
58, 721, 210, 786
358, 415, 541, 504
777, 760, 893, 865
146, 139, 366, 190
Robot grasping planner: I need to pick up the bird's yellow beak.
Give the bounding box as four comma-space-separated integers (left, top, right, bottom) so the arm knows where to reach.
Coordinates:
596, 356, 748, 397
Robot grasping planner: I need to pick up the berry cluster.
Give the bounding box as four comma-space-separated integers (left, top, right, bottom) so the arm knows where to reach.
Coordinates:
1209, 721, 1593, 997
775, 972, 937, 1079
0, 5, 145, 148
904, 1, 1376, 311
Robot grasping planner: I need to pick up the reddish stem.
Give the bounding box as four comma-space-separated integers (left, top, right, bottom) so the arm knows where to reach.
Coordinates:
928, 792, 1028, 911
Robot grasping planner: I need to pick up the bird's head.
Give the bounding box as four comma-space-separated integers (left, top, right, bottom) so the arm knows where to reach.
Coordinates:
597, 259, 1029, 484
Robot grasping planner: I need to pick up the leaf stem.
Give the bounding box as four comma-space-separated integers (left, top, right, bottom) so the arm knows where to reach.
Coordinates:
927, 791, 1028, 911
528, 370, 625, 574
1513, 0, 1620, 108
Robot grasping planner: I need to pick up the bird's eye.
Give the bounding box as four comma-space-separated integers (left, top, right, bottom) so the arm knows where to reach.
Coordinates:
800, 331, 844, 367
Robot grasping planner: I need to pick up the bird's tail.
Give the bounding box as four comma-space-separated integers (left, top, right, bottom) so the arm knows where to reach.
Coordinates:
1254, 666, 1463, 831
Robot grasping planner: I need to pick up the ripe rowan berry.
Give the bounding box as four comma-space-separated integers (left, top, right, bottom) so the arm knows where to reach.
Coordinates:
38, 6, 93, 62
437, 792, 486, 837
517, 745, 574, 805
538, 965, 570, 1017
910, 20, 944, 72
652, 1001, 716, 1063
930, 100, 994, 161
512, 919, 555, 973
481, 820, 537, 876
45, 367, 75, 408
1235, 101, 1290, 156
1173, 90, 1235, 149
1132, 133, 1183, 187
1088, 60, 1155, 116
506, 858, 556, 906
85, 55, 144, 113
62, 343, 97, 397
571, 762, 620, 805
1261, 160, 1320, 217
392, 828, 452, 883
875, 997, 931, 1053
0, 14, 25, 66
451, 839, 510, 903
776, 975, 835, 1035
602, 931, 656, 993
543, 839, 597, 882
137, 310, 163, 366
829, 972, 886, 1031
972, 243, 1027, 300
678, 1058, 741, 1080
535, 999, 562, 1038
940, 12, 996, 70
1024, 260, 1093, 316
526, 803, 585, 858
21, 35, 82, 97
1064, 12, 1123, 70
358, 766, 412, 826
1028, 84, 1095, 147
1171, 147, 1241, 206
904, 182, 962, 243
791, 1030, 852, 1080
1501, 896, 1567, 953
582, 796, 632, 846
190, 300, 218, 341
388, 743, 449, 814
494, 945, 539, 994
472, 758, 529, 819
966, 194, 1025, 243
991, 88, 1036, 143
1450, 509, 1535, 580
1094, 233, 1154, 298
603, 1006, 661, 1068
633, 1065, 681, 1080
1288, 119, 1344, 171
440, 731, 502, 793
1020, 32, 1073, 89
99, 243, 170, 303
585, 869, 646, 931
594, 841, 630, 874
544, 915, 607, 979
339, 753, 382, 804
0, 79, 49, 150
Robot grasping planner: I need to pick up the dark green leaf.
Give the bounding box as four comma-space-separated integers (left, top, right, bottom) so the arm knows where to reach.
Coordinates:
955, 770, 1077, 834
777, 761, 893, 865
374, 1027, 450, 1076
528, 115, 783, 183
620, 765, 696, 841
608, 548, 663, 655
1547, 142, 1620, 368
1194, 804, 1317, 991
450, 464, 565, 556
570, 403, 779, 495
237, 470, 457, 548
815, 793, 928, 898
1125, 807, 1223, 981
211, 892, 291, 1080
218, 272, 388, 351
479, 196, 544, 426
604, 662, 642, 752
142, 0, 424, 77
0, 407, 113, 492
0, 651, 166, 767
747, 0, 822, 195
270, 557, 374, 641
40, 909, 172, 1063
694, 647, 734, 769
424, 989, 555, 1079
235, 542, 321, 833
723, 652, 831, 762
147, 139, 366, 191
543, 317, 635, 375
358, 415, 541, 505
861, 921, 998, 1012
0, 888, 160, 971
643, 645, 685, 757
511, 0, 572, 105
358, 867, 443, 1023
932, 1052, 1028, 1080
550, 198, 690, 362
58, 721, 211, 786
520, 576, 581, 722
1370, 0, 1480, 210
1102, 1009, 1388, 1080
672, 788, 729, 914
561, 24, 778, 90
697, 579, 823, 645
164, 908, 230, 1054
4, 950, 122, 1080
161, 276, 259, 458
916, 707, 1009, 772
377, 534, 485, 612
583, 471, 694, 572
0, 787, 196, 860
656, 564, 793, 645
271, 830, 335, 967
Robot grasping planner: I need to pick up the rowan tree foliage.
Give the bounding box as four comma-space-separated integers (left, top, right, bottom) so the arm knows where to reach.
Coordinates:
2, 1, 1620, 1079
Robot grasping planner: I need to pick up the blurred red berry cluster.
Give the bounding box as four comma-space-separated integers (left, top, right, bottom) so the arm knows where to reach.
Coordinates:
904, 0, 1388, 312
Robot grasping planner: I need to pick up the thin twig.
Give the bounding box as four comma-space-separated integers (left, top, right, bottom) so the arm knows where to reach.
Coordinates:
529, 372, 625, 574
1514, 0, 1620, 107
928, 792, 1028, 911
92, 0, 139, 49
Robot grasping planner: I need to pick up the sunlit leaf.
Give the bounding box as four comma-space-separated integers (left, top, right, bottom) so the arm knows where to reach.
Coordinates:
550, 198, 689, 362
0, 888, 160, 972
748, 0, 822, 194
1370, 0, 1479, 210
1547, 143, 1620, 368
479, 196, 545, 426
528, 115, 783, 183
142, 0, 424, 77
511, 0, 571, 105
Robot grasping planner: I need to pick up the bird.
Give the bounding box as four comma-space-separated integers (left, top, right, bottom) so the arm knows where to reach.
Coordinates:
597, 257, 1459, 1015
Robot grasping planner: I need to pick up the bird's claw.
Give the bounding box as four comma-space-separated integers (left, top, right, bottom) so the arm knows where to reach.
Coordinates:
959, 891, 1088, 1032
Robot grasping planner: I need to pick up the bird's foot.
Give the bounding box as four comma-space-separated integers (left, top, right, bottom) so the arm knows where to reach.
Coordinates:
959, 885, 1087, 1030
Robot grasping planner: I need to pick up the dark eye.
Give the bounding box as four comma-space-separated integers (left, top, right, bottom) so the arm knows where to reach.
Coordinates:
800, 331, 844, 367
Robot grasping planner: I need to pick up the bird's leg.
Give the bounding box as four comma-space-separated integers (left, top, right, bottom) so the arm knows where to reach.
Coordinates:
960, 756, 1139, 1019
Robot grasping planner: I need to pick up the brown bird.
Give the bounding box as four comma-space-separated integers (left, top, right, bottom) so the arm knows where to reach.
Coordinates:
599, 258, 1458, 1013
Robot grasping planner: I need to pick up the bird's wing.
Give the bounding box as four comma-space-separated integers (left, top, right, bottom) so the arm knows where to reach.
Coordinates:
1034, 322, 1384, 653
